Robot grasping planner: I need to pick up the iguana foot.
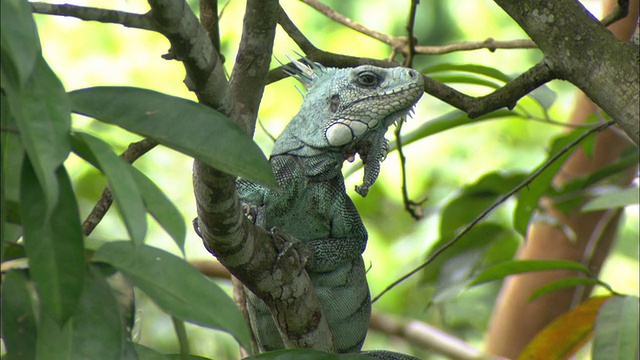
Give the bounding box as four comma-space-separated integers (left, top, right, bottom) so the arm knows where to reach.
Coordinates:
269, 227, 310, 273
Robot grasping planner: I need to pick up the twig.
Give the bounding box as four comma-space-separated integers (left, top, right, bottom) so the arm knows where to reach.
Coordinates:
394, 120, 427, 220
299, 0, 537, 55
299, 0, 396, 45
371, 121, 615, 303
30, 2, 155, 31
414, 38, 537, 55
601, 0, 630, 27
270, 8, 396, 83
404, 0, 420, 66
82, 139, 157, 236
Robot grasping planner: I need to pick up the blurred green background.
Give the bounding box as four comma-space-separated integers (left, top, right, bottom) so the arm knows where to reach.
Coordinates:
33, 0, 638, 358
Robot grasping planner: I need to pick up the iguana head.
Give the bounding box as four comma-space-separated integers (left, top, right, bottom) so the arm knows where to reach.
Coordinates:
272, 60, 424, 195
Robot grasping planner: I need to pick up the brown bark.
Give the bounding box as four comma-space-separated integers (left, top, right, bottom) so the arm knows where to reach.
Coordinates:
485, 1, 639, 358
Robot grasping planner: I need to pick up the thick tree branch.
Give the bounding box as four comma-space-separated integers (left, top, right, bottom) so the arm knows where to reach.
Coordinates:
148, 0, 230, 114
494, 0, 639, 145
146, 0, 335, 351
30, 2, 155, 31
228, 0, 279, 135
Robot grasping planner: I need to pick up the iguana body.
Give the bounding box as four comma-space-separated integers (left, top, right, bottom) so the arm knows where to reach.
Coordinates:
237, 61, 423, 358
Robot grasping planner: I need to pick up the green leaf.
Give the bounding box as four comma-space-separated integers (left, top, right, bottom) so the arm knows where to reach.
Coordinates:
529, 277, 603, 302
71, 132, 147, 246
428, 74, 501, 89
423, 63, 512, 82
69, 86, 276, 187
514, 128, 588, 237
133, 344, 170, 360
469, 260, 591, 286
1, 270, 37, 360
559, 149, 639, 193
35, 266, 135, 360
0, 0, 41, 88
245, 349, 374, 359
396, 109, 516, 148
425, 223, 519, 303
94, 242, 251, 350
1, 93, 25, 246
582, 186, 639, 212
20, 159, 85, 324
592, 296, 639, 360
130, 168, 186, 253
9, 57, 72, 215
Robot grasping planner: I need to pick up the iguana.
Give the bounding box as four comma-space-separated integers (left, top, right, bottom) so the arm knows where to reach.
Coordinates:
237, 59, 424, 359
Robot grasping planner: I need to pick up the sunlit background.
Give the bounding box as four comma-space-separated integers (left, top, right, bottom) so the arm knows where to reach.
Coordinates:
31, 0, 638, 358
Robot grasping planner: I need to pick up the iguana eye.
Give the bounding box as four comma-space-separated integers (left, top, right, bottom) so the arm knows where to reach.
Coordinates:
356, 71, 380, 87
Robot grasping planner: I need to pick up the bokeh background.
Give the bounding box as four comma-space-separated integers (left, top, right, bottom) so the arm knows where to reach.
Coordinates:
32, 0, 638, 358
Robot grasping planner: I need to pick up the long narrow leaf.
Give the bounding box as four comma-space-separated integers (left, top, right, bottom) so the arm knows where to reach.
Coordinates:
1, 270, 37, 359
11, 57, 71, 215
35, 266, 133, 359
469, 260, 591, 286
592, 296, 639, 360
528, 277, 603, 302
130, 168, 186, 253
20, 160, 85, 324
71, 132, 147, 246
423, 63, 512, 82
518, 296, 611, 360
94, 242, 251, 350
69, 87, 276, 187
514, 128, 588, 236
1, 0, 41, 87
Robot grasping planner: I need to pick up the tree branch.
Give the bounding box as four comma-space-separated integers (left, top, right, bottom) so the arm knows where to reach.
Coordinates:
152, 0, 335, 351
298, 0, 537, 56
228, 0, 279, 135
493, 0, 639, 145
30, 2, 155, 31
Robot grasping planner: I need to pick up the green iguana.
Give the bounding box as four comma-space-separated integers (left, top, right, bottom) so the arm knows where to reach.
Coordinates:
237, 59, 424, 359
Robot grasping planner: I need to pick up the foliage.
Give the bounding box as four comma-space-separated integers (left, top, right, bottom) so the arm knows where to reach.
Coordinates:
1, 0, 638, 359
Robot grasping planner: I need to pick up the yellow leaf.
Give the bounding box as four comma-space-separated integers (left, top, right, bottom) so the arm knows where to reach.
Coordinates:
517, 295, 612, 360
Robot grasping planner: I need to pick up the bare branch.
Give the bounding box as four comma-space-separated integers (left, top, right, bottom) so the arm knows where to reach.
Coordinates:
299, 0, 396, 44
394, 120, 428, 220
404, 0, 419, 66
30, 2, 155, 31
82, 139, 158, 236
414, 38, 537, 55
269, 8, 397, 84
298, 0, 537, 56
372, 121, 615, 302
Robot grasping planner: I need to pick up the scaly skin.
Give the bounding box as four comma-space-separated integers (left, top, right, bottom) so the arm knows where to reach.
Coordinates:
237, 60, 423, 357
